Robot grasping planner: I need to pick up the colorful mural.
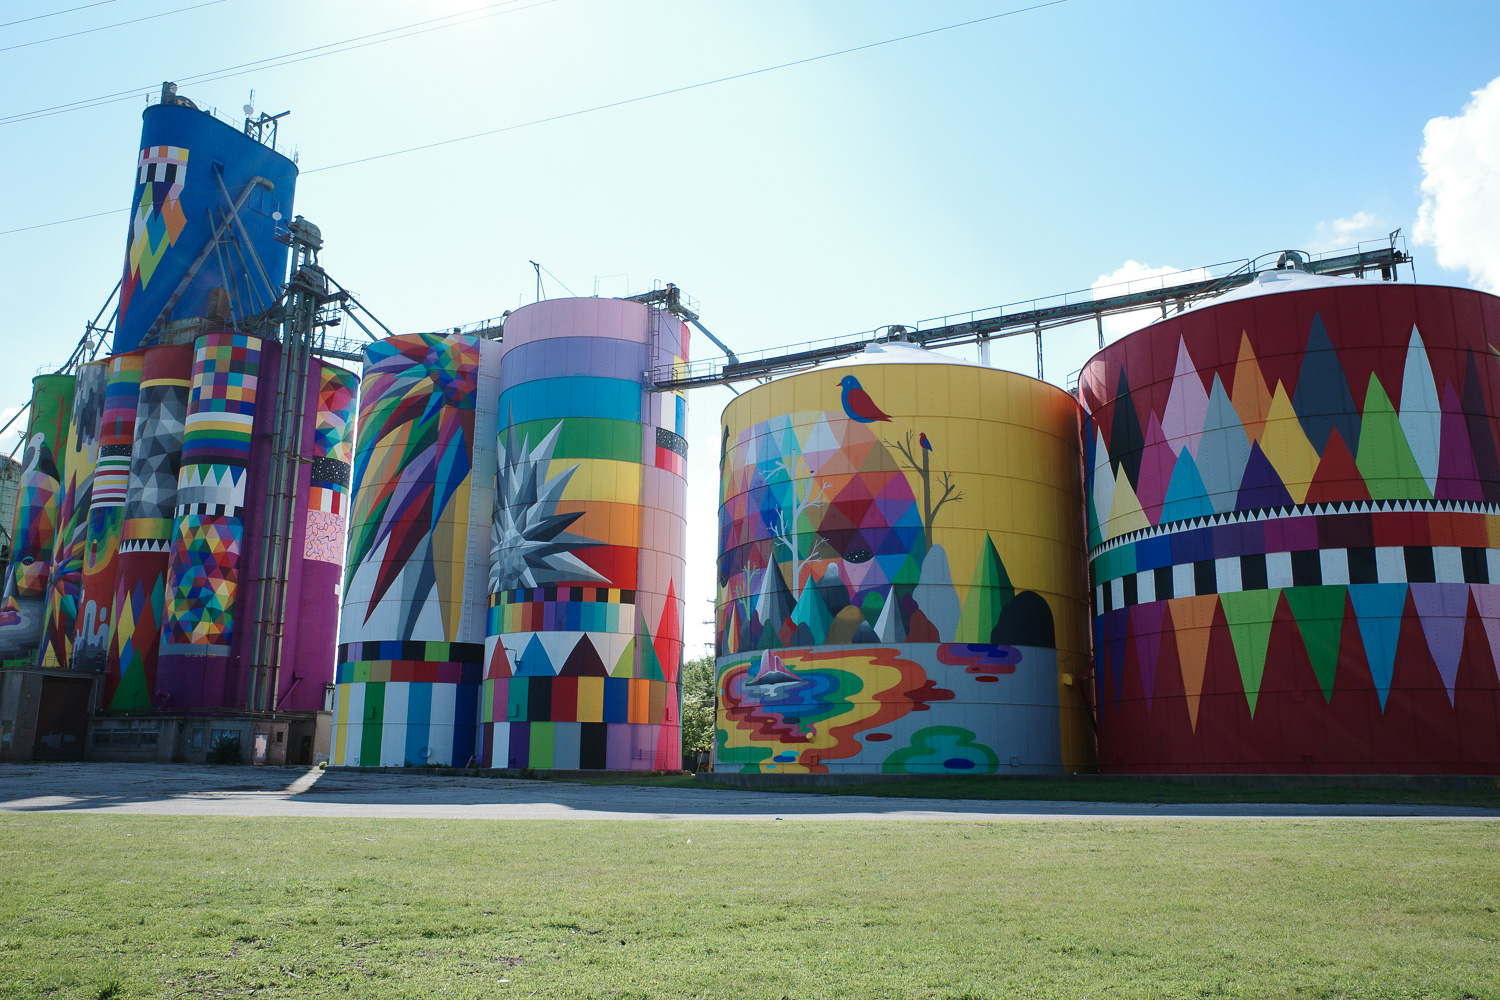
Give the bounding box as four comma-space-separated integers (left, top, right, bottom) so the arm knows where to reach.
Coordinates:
716, 348, 1094, 773
481, 297, 689, 770
115, 102, 297, 353
1080, 274, 1500, 772
0, 375, 75, 666
333, 333, 496, 766
104, 344, 192, 710
305, 365, 357, 565
121, 144, 189, 328
38, 361, 108, 668
73, 352, 143, 674
332, 299, 693, 771
156, 333, 262, 705
281, 361, 359, 713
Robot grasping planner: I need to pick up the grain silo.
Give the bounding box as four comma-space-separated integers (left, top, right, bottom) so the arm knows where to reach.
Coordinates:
483, 297, 690, 770
1080, 269, 1500, 773
716, 344, 1095, 773
0, 374, 73, 667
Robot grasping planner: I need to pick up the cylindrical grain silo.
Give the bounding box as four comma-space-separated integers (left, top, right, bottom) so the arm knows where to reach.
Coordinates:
484, 297, 690, 770
115, 96, 297, 353
715, 344, 1094, 774
38, 360, 109, 669
103, 344, 193, 711
0, 374, 75, 666
275, 360, 359, 712
1080, 269, 1500, 773
155, 332, 267, 707
332, 333, 500, 766
73, 351, 144, 674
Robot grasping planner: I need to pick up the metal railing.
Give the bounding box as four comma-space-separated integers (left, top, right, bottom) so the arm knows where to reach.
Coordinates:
648, 239, 1412, 390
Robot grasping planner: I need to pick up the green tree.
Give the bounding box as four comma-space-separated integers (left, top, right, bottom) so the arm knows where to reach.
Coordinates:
679, 655, 717, 768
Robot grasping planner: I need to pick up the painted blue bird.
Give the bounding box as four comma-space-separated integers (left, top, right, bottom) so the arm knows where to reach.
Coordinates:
919, 432, 931, 452
838, 375, 891, 423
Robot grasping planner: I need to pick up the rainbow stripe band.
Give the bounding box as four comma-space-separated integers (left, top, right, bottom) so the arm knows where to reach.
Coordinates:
487, 588, 636, 636
489, 676, 669, 725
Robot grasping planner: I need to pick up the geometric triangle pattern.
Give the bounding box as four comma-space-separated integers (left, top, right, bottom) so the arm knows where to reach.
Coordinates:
1083, 281, 1500, 773
161, 514, 240, 647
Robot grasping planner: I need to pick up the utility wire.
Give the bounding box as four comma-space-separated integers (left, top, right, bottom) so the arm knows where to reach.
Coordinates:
1, 0, 119, 29
0, 1, 1069, 237
301, 0, 1069, 175
538, 263, 577, 298
0, 0, 226, 53
1, 0, 554, 125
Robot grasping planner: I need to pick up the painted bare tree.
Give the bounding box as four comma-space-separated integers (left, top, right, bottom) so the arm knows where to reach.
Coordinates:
889, 430, 963, 550
767, 451, 830, 597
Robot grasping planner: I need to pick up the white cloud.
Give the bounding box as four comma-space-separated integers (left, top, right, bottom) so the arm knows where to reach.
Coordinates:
1414, 75, 1500, 293
1091, 260, 1210, 341
1310, 210, 1379, 252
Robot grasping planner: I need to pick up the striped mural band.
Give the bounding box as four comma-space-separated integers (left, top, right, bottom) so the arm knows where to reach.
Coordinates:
73, 352, 145, 674
104, 344, 192, 711
160, 333, 261, 657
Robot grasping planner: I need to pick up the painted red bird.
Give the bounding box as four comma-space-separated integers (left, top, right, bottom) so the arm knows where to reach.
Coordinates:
919, 432, 931, 451
838, 375, 891, 423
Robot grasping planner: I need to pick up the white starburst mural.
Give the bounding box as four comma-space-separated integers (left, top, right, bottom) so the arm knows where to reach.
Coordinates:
490, 418, 609, 592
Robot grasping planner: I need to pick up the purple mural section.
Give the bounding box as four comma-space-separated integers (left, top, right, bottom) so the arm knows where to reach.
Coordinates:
150, 332, 353, 713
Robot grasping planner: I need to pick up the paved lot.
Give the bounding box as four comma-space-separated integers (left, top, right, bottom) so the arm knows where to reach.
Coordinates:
1, 763, 1496, 820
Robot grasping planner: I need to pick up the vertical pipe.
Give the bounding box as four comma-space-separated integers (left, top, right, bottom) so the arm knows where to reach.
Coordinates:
268, 298, 315, 708
244, 327, 295, 711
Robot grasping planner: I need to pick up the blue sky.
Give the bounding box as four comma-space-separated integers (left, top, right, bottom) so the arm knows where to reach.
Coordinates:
3, 0, 1499, 656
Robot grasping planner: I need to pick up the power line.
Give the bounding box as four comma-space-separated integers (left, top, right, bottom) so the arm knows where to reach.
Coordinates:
0, 0, 227, 53
301, 1, 1069, 176
1, 0, 120, 29
1, 0, 555, 125
0, 1, 1070, 238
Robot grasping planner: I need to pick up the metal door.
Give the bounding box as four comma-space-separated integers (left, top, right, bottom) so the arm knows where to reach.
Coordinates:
33, 676, 91, 760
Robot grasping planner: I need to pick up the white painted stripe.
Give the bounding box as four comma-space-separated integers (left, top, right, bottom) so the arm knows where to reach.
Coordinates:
1376, 546, 1406, 584
340, 683, 365, 766
1319, 549, 1350, 586
1172, 563, 1195, 599
1265, 551, 1294, 589
429, 683, 459, 764
1433, 546, 1464, 584
380, 682, 410, 767
1215, 556, 1243, 594
1136, 568, 1156, 604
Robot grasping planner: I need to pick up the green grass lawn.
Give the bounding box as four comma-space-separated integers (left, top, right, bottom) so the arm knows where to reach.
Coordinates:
1, 816, 1496, 1000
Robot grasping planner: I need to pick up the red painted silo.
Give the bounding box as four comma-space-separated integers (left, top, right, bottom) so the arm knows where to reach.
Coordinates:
1080, 269, 1500, 773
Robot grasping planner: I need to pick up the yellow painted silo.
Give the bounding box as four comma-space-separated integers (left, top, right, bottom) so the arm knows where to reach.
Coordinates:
715, 344, 1094, 774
